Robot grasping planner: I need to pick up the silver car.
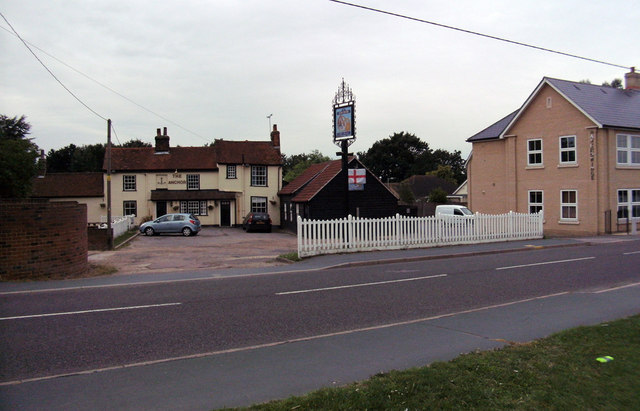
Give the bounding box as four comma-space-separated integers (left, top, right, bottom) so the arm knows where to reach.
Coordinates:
139, 213, 201, 237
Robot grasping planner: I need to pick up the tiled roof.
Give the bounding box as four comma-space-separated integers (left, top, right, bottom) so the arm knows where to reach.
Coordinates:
545, 77, 640, 130
466, 110, 519, 142
214, 140, 282, 165
105, 139, 281, 172
291, 160, 344, 202
106, 146, 218, 172
468, 77, 640, 142
279, 157, 397, 203
31, 172, 104, 198
278, 162, 328, 195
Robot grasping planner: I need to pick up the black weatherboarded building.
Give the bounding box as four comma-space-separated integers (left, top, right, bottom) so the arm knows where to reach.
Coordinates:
279, 157, 398, 232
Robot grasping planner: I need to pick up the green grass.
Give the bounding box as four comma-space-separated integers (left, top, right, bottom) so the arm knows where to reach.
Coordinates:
114, 228, 139, 248
278, 252, 301, 262
230, 315, 640, 410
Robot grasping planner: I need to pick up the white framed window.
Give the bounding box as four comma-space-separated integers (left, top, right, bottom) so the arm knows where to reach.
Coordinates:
226, 165, 237, 179
617, 134, 640, 166
559, 136, 576, 164
123, 200, 137, 216
186, 174, 200, 190
251, 166, 267, 186
123, 175, 136, 191
617, 189, 640, 222
528, 190, 543, 214
251, 196, 267, 213
560, 190, 578, 221
527, 139, 543, 166
180, 200, 207, 215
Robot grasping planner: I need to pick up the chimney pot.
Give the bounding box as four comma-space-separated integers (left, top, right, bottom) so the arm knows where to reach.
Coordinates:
163, 127, 168, 135
157, 128, 161, 136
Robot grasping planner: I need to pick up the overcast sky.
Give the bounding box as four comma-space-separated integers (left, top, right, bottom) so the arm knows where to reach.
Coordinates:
1, 0, 638, 160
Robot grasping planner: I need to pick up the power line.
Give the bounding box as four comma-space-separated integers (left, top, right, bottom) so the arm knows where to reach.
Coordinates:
0, 23, 211, 143
328, 0, 630, 70
0, 12, 108, 121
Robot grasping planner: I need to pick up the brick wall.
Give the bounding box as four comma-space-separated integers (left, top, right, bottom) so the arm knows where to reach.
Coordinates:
0, 199, 88, 280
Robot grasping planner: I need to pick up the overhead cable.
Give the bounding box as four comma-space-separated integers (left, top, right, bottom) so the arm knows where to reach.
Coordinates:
0, 23, 211, 143
0, 12, 108, 121
328, 0, 630, 70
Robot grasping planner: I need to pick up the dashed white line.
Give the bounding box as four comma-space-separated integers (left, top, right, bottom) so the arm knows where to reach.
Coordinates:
276, 274, 447, 295
496, 257, 595, 271
623, 251, 640, 255
0, 302, 182, 321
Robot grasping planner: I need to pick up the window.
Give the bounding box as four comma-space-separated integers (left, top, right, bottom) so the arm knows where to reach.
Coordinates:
617, 134, 640, 165
227, 165, 237, 179
123, 175, 136, 191
123, 200, 137, 216
527, 139, 543, 166
559, 136, 576, 164
251, 166, 267, 186
187, 174, 200, 190
617, 189, 640, 221
560, 190, 577, 221
251, 196, 267, 213
180, 200, 208, 215
528, 191, 543, 214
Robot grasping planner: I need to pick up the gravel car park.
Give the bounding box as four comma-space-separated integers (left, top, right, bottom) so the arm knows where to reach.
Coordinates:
90, 226, 297, 274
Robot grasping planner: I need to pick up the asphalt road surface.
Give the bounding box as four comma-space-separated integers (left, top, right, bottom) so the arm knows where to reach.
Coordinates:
1, 239, 639, 409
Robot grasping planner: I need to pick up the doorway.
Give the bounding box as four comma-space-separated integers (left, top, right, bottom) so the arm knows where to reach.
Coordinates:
156, 201, 167, 218
220, 200, 231, 226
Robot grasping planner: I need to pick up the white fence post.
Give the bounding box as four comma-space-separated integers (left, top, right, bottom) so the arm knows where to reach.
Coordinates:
295, 211, 543, 258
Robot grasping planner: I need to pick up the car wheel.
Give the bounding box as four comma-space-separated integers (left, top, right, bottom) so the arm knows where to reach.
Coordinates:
182, 227, 192, 237
144, 227, 155, 236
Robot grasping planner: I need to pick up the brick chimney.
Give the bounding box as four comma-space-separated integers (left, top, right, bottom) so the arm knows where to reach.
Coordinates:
625, 67, 640, 90
155, 127, 170, 153
270, 124, 280, 152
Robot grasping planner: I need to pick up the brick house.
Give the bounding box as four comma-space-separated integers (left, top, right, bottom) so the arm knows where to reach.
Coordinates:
105, 126, 283, 226
467, 68, 640, 236
278, 157, 398, 232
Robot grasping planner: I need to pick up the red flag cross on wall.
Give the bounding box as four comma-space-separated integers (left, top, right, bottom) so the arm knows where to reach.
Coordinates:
348, 169, 366, 184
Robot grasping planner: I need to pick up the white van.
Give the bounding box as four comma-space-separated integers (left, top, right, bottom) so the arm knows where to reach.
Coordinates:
435, 205, 473, 217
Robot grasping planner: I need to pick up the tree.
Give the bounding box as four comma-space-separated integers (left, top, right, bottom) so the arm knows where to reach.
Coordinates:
429, 151, 466, 185
358, 132, 432, 182
120, 139, 152, 148
602, 79, 623, 89
0, 115, 41, 198
428, 187, 448, 204
282, 149, 330, 183
45, 139, 152, 172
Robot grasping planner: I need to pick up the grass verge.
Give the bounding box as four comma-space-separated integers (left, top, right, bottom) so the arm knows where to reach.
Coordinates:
278, 252, 301, 262
232, 315, 640, 410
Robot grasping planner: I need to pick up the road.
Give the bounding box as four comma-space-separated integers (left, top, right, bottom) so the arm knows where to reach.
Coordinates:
1, 239, 639, 409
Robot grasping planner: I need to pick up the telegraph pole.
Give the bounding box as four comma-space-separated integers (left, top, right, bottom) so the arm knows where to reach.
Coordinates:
106, 119, 113, 250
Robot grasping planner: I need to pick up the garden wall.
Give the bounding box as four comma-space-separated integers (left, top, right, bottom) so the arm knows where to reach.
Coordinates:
0, 199, 88, 280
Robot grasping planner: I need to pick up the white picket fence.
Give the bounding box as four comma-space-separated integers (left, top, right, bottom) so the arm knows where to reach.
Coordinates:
98, 215, 136, 238
297, 212, 543, 258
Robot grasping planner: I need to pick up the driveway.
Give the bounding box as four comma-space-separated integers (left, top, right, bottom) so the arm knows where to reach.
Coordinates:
88, 227, 298, 274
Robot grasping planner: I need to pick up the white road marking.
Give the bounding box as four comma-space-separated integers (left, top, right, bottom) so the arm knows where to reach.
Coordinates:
496, 257, 595, 271
0, 290, 569, 387
593, 281, 640, 294
275, 274, 447, 295
623, 251, 640, 255
0, 302, 182, 321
